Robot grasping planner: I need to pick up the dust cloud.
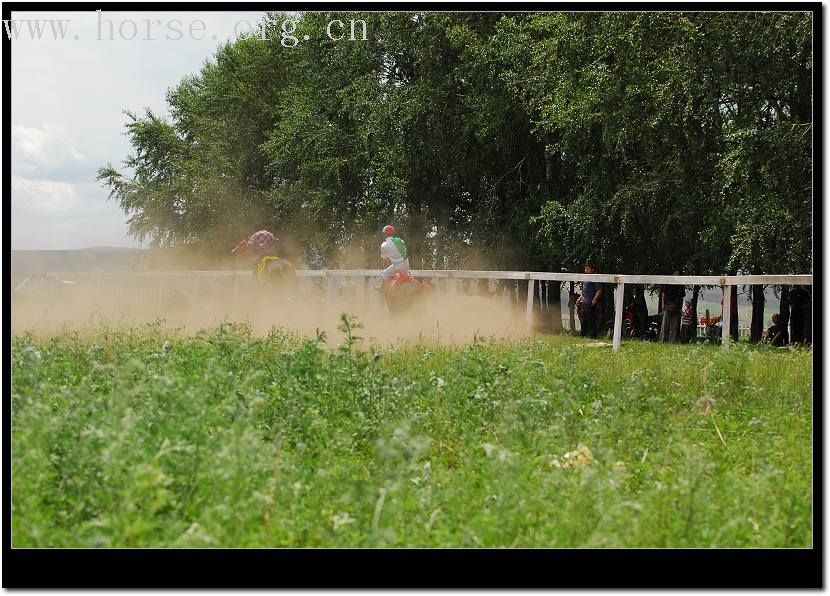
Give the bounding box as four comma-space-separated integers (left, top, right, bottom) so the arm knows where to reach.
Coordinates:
11, 274, 533, 347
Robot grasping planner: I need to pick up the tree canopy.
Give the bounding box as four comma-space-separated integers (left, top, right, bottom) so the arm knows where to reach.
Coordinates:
98, 11, 813, 274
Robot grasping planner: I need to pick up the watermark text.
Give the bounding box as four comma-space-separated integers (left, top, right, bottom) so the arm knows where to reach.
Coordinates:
3, 12, 369, 46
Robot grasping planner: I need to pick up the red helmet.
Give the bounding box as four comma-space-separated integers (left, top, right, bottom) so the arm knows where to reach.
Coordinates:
382, 225, 395, 236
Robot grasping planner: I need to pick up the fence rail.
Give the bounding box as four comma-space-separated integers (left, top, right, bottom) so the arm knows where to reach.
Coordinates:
27, 269, 814, 286
19, 269, 812, 351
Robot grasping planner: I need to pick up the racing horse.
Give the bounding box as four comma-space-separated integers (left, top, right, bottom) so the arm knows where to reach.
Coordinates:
232, 237, 298, 295
384, 272, 431, 314
255, 255, 298, 289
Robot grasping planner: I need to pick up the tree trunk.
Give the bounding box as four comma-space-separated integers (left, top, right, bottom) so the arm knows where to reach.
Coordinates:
532, 280, 551, 333
568, 281, 576, 332
407, 202, 427, 271
749, 284, 765, 343
523, 279, 564, 334
778, 286, 791, 343
623, 284, 634, 306
518, 279, 529, 319
730, 285, 739, 342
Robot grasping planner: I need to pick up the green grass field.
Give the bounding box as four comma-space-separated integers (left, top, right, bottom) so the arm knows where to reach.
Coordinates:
11, 317, 812, 547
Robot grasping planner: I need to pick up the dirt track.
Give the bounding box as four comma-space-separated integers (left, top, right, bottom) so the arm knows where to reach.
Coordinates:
12, 277, 532, 345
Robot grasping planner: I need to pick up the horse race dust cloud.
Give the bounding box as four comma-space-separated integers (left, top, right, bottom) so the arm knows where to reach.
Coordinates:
11, 274, 535, 346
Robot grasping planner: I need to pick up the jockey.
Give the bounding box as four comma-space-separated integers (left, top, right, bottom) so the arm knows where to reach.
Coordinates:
232, 228, 280, 278
378, 225, 410, 291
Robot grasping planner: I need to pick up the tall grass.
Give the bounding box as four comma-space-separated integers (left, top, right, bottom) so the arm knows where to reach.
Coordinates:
12, 317, 812, 547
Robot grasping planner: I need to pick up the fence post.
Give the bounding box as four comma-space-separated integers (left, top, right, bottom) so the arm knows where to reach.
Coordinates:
613, 281, 624, 351
722, 284, 732, 351
526, 276, 535, 335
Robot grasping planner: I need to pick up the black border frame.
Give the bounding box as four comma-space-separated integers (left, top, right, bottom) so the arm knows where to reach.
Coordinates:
3, 2, 822, 588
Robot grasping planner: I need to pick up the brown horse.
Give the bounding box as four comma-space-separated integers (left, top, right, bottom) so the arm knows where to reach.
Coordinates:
384, 272, 430, 314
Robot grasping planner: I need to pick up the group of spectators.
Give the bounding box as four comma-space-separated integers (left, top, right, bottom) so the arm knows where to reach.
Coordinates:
763, 286, 812, 346
657, 280, 813, 346
574, 263, 812, 346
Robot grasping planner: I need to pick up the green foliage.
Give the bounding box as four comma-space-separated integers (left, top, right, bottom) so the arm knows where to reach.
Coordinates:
512, 12, 812, 275
13, 324, 811, 547
98, 12, 812, 275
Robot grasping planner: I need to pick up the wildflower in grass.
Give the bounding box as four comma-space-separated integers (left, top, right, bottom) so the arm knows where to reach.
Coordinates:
23, 345, 41, 363
175, 523, 215, 546
331, 512, 357, 531
422, 461, 431, 481
482, 443, 513, 462
550, 444, 596, 468
695, 396, 717, 414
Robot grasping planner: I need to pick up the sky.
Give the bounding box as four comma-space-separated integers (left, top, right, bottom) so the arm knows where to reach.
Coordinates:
10, 10, 267, 250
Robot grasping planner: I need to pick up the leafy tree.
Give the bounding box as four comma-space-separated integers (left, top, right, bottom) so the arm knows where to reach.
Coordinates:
98, 9, 812, 324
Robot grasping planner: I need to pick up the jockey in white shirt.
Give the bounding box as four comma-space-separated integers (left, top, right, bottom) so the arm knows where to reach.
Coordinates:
378, 225, 410, 291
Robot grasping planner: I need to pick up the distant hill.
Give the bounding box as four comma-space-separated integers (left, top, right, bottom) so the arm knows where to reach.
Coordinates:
11, 246, 245, 274
78, 246, 143, 253
12, 248, 148, 274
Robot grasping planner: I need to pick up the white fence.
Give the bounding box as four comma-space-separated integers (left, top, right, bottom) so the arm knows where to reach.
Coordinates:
16, 269, 812, 351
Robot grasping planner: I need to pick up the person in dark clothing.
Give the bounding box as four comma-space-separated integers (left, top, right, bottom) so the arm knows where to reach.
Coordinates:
625, 285, 650, 338
789, 286, 810, 344
680, 299, 695, 343
659, 272, 684, 343
765, 313, 789, 347
579, 261, 603, 339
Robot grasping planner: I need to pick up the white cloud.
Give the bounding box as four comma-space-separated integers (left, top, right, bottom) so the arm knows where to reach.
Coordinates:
13, 123, 87, 173
10, 9, 267, 249
12, 176, 82, 216
11, 176, 138, 249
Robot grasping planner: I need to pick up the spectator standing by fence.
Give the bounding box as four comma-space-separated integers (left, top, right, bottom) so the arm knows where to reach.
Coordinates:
659, 272, 684, 343
579, 261, 603, 339
680, 298, 695, 343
